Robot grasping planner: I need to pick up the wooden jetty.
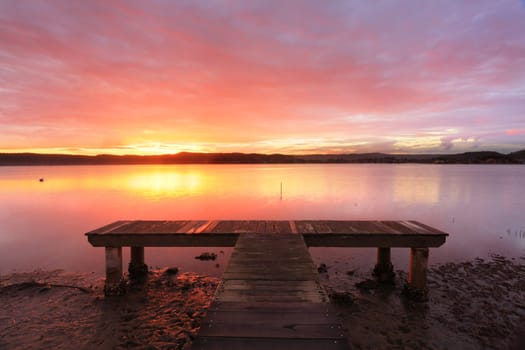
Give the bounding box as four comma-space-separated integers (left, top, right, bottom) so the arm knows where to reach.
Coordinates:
86, 220, 448, 348
193, 233, 348, 349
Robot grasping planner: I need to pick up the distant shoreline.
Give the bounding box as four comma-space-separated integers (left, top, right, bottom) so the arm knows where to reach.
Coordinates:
0, 150, 524, 165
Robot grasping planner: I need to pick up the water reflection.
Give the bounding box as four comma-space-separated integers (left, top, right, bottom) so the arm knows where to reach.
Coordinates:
392, 166, 441, 204
125, 169, 205, 199
0, 164, 524, 275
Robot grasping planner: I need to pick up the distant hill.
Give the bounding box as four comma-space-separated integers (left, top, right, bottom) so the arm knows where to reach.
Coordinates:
509, 150, 525, 163
0, 150, 524, 166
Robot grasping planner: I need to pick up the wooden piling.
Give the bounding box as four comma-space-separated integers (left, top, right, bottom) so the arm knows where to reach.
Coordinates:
104, 247, 125, 295
129, 246, 148, 276
408, 247, 429, 295
373, 247, 395, 282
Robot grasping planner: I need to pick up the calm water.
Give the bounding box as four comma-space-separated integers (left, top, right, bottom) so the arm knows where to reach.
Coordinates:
1, 164, 524, 277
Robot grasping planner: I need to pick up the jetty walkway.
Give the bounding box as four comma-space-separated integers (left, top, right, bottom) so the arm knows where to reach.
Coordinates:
86, 220, 448, 349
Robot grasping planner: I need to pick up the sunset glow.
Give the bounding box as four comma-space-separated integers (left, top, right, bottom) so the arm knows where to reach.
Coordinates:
1, 0, 524, 155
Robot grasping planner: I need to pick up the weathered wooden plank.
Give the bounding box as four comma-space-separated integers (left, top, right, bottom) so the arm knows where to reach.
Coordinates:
219, 280, 321, 291
192, 337, 349, 350
381, 220, 419, 234
223, 263, 316, 271
204, 308, 337, 324
86, 233, 238, 247
295, 221, 316, 233
298, 220, 399, 234
85, 220, 131, 235
207, 301, 335, 313
198, 321, 344, 339
216, 293, 325, 303
320, 221, 351, 234
230, 247, 313, 255
225, 260, 315, 267
231, 220, 259, 233
408, 220, 448, 234
105, 220, 188, 234
221, 273, 318, 282
372, 220, 403, 234
193, 221, 213, 234
303, 233, 447, 247
209, 220, 236, 233
223, 264, 317, 272
269, 221, 293, 234
233, 235, 305, 244
222, 271, 319, 278
177, 221, 206, 233
216, 284, 324, 295
215, 290, 324, 300
311, 222, 333, 234
200, 220, 219, 233
348, 221, 396, 234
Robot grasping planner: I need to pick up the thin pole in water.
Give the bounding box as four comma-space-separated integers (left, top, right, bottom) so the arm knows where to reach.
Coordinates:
280, 181, 283, 200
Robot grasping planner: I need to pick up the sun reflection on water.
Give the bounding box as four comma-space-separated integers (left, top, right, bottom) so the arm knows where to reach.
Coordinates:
125, 170, 205, 199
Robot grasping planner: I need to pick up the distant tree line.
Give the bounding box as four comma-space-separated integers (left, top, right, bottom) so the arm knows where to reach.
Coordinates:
0, 150, 524, 166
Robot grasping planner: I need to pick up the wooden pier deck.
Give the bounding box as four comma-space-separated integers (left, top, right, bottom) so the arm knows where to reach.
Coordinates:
86, 220, 449, 348
192, 233, 349, 349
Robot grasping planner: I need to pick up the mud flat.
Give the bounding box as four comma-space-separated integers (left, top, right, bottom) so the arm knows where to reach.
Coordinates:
1, 255, 524, 349
321, 254, 525, 349
0, 269, 219, 350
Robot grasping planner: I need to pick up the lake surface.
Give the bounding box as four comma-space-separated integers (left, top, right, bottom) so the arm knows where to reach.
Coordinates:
1, 164, 524, 277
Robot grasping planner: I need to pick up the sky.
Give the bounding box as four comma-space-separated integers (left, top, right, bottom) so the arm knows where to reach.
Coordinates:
1, 0, 525, 155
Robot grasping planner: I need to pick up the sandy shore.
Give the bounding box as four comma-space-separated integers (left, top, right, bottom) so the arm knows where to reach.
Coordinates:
1, 255, 524, 350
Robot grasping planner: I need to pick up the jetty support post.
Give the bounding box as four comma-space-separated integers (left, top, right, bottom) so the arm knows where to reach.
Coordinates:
104, 246, 125, 296
373, 247, 395, 282
129, 246, 148, 276
406, 247, 429, 299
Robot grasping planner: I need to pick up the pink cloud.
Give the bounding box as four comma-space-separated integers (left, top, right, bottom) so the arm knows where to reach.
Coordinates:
0, 0, 524, 154
506, 129, 525, 136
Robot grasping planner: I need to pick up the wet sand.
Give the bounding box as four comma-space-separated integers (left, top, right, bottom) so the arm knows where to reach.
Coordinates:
0, 270, 219, 350
1, 255, 524, 350
322, 255, 525, 349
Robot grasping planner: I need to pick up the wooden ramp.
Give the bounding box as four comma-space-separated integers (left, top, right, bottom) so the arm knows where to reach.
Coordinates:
192, 233, 350, 350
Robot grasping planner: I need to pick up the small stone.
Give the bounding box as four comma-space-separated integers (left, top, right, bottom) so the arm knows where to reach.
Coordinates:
317, 263, 328, 273
329, 290, 354, 304
195, 252, 217, 261
165, 267, 179, 275
355, 279, 379, 290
